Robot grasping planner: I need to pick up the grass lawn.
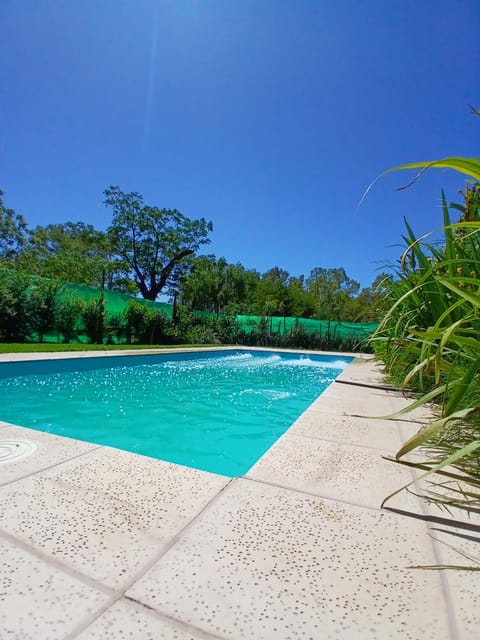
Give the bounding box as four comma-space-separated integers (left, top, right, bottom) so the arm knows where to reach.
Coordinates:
0, 343, 217, 353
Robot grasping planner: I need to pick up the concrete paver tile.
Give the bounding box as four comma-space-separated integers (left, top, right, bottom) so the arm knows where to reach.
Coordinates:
247, 432, 421, 510
127, 478, 449, 640
0, 446, 229, 589
310, 392, 432, 425
0, 536, 110, 640
430, 526, 480, 640
0, 423, 98, 485
416, 495, 480, 640
335, 358, 384, 384
380, 469, 480, 640
288, 410, 405, 451
76, 599, 221, 640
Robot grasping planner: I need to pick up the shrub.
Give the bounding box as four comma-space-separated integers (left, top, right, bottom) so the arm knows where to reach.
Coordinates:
55, 295, 83, 343
125, 299, 168, 344
28, 280, 61, 342
369, 164, 480, 511
81, 296, 105, 344
104, 312, 127, 344
0, 267, 33, 342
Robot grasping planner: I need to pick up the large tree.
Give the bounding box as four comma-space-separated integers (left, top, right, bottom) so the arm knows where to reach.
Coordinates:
344, 272, 392, 322
105, 186, 213, 300
285, 275, 316, 318
179, 256, 258, 315
0, 189, 28, 261
179, 255, 229, 314
252, 267, 291, 316
306, 267, 360, 321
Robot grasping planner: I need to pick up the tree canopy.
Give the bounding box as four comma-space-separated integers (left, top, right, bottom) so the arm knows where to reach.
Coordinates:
0, 185, 387, 322
178, 256, 381, 322
0, 189, 27, 260
16, 222, 121, 289
104, 186, 213, 300
306, 267, 360, 320
179, 256, 258, 315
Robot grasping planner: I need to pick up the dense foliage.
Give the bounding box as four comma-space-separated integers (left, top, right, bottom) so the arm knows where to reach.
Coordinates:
371, 162, 480, 512
0, 189, 28, 259
0, 187, 386, 324
0, 267, 371, 352
178, 258, 386, 322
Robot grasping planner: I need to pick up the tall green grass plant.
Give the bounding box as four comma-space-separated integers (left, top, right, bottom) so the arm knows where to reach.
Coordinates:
371, 156, 480, 511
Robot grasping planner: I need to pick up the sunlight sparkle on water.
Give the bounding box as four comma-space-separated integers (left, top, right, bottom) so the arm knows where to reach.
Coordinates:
0, 351, 349, 476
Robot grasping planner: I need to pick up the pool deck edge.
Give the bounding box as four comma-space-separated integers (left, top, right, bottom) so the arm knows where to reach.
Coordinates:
0, 344, 362, 363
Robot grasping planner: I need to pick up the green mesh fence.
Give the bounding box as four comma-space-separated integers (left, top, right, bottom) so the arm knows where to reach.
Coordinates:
234, 315, 376, 338
58, 281, 172, 317
40, 281, 172, 343
5, 271, 377, 343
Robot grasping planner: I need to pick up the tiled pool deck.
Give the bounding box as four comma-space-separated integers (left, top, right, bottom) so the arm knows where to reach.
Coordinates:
0, 348, 478, 639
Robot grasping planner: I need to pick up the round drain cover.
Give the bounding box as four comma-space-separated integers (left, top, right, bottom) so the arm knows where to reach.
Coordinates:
0, 440, 38, 464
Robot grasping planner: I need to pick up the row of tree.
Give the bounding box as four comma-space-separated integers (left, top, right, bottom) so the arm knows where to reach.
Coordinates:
0, 268, 370, 352
0, 187, 388, 322
179, 257, 388, 322
0, 186, 212, 300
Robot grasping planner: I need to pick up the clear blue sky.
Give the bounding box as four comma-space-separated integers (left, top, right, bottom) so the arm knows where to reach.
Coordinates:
1, 0, 479, 288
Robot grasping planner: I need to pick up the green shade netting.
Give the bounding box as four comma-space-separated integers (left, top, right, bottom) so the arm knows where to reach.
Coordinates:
18, 276, 377, 343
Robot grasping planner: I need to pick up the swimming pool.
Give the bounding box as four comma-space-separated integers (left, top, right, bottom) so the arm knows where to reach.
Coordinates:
0, 349, 351, 476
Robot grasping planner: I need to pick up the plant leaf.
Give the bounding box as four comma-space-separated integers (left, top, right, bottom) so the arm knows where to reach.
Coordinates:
381, 440, 480, 508
395, 407, 480, 459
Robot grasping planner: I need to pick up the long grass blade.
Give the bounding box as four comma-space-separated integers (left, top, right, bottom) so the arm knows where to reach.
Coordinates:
438, 279, 480, 308
395, 407, 480, 458
444, 356, 480, 415
390, 157, 480, 184
373, 384, 447, 420
381, 440, 480, 508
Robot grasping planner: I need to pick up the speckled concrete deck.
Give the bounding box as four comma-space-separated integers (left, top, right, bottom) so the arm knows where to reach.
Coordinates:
1, 349, 478, 639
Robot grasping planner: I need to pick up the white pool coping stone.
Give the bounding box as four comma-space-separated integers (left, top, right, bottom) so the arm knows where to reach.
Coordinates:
0, 347, 478, 639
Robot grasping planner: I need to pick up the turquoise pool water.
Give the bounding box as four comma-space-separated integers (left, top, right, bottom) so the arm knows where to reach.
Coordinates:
0, 350, 351, 476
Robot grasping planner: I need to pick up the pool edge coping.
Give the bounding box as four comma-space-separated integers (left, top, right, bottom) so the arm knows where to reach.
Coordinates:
0, 344, 370, 363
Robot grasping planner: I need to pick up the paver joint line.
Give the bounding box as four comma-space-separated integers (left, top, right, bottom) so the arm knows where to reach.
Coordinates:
277, 428, 403, 454
243, 474, 389, 513
335, 378, 413, 393
63, 593, 120, 640
384, 506, 480, 536
114, 476, 236, 594
349, 411, 429, 424
123, 594, 157, 612
0, 442, 103, 488
383, 455, 475, 483
0, 527, 115, 596
120, 595, 229, 640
